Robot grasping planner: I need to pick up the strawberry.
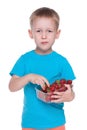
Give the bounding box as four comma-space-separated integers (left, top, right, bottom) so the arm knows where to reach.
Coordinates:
50, 85, 55, 92
37, 79, 72, 103
55, 83, 60, 89
58, 85, 67, 92
42, 79, 72, 93
60, 79, 67, 84
66, 80, 72, 85
51, 82, 58, 89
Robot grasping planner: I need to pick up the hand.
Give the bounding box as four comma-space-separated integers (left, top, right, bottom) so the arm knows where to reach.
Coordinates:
50, 84, 75, 103
29, 74, 50, 90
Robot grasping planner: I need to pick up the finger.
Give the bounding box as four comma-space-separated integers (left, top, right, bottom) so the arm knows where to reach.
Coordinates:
40, 81, 46, 90
52, 91, 64, 96
42, 77, 50, 87
51, 94, 62, 99
35, 79, 45, 88
51, 98, 63, 103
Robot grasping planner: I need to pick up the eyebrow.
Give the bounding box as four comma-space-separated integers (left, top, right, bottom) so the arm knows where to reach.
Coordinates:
34, 27, 56, 30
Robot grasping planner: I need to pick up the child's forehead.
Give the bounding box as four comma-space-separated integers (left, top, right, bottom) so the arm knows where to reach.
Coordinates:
33, 16, 56, 24
32, 17, 56, 27
34, 16, 54, 20
30, 16, 59, 30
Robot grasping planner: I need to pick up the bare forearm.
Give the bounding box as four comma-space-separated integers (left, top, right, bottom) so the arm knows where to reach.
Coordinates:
69, 89, 75, 101
9, 75, 30, 92
9, 74, 50, 92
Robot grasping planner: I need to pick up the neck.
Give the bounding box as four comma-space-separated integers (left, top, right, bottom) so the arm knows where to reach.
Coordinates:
35, 48, 53, 55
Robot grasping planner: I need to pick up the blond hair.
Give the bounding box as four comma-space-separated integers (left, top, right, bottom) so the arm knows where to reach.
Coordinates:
30, 7, 60, 29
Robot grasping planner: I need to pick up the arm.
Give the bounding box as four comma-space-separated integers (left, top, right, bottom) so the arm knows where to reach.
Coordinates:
50, 84, 75, 103
9, 74, 50, 92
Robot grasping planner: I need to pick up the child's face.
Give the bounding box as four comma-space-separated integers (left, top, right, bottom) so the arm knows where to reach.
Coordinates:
29, 17, 60, 54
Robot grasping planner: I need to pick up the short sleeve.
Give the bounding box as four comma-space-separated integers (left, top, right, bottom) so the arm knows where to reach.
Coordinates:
9, 55, 25, 77
61, 58, 76, 80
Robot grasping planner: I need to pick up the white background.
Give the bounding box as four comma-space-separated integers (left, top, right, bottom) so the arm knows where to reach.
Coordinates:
0, 0, 87, 130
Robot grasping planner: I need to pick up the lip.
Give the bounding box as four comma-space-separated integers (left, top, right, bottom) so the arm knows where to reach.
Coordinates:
41, 42, 48, 44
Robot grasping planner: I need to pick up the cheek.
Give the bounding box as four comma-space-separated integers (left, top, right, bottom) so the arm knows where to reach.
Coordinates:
35, 35, 41, 41
49, 35, 56, 40
34, 36, 40, 43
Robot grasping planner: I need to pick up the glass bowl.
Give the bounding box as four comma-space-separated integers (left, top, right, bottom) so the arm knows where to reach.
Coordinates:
35, 88, 52, 103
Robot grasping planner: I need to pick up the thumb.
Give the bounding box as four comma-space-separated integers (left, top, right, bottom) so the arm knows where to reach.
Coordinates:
42, 78, 50, 88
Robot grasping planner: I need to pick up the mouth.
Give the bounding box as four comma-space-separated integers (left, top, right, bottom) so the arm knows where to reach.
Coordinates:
41, 42, 48, 45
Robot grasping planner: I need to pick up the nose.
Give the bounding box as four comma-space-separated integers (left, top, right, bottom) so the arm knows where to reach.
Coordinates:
41, 31, 47, 39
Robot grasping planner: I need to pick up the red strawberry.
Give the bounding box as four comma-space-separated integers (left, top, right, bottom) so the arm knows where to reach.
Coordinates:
66, 80, 72, 85
42, 79, 72, 94
51, 82, 59, 89
42, 89, 47, 93
60, 79, 67, 84
55, 84, 60, 89
50, 85, 55, 92
58, 85, 67, 92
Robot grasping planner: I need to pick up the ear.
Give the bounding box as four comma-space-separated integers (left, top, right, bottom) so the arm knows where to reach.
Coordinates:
55, 29, 61, 39
28, 29, 33, 39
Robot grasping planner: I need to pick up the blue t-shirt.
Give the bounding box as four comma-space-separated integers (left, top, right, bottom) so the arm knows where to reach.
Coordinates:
10, 50, 76, 128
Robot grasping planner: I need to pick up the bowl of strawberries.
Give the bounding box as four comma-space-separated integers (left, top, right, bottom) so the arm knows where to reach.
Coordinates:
35, 79, 72, 103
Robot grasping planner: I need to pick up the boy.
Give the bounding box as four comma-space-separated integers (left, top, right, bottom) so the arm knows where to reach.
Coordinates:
9, 7, 76, 130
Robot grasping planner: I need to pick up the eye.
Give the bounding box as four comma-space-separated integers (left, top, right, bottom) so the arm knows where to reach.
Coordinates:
47, 30, 53, 32
36, 30, 41, 32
